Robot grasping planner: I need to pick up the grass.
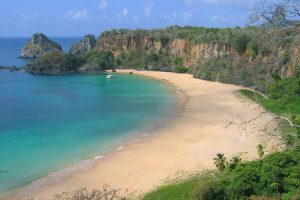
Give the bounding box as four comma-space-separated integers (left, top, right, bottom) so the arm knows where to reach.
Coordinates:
143, 179, 198, 200
239, 89, 300, 119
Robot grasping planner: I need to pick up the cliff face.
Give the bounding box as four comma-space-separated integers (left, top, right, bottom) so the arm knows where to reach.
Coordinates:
168, 39, 235, 66
96, 34, 236, 67
69, 34, 97, 55
21, 33, 63, 58
96, 35, 161, 54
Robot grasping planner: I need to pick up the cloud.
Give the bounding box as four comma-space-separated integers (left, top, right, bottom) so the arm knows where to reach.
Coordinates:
144, 0, 154, 18
122, 8, 128, 18
98, 0, 108, 11
181, 0, 259, 8
133, 16, 139, 22
63, 9, 88, 21
117, 8, 128, 21
181, 9, 199, 22
183, 0, 195, 6
201, 0, 258, 7
211, 14, 228, 23
20, 12, 38, 20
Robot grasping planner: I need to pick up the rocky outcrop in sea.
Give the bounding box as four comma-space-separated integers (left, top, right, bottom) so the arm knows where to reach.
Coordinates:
69, 34, 96, 55
21, 33, 63, 58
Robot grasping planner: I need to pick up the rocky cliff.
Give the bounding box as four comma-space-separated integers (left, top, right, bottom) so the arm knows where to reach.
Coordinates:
96, 33, 236, 67
21, 33, 63, 58
69, 34, 97, 55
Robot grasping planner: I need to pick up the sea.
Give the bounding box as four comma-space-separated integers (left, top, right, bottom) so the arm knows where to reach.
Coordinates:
0, 38, 176, 195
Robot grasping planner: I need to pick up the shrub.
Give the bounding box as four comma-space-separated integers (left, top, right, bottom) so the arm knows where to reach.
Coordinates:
232, 34, 251, 54
192, 178, 226, 200
82, 50, 114, 70
174, 66, 188, 73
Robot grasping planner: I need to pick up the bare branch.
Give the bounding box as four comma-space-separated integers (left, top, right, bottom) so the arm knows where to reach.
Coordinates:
250, 0, 300, 39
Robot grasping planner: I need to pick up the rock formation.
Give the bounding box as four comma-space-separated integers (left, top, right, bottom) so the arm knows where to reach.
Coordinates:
69, 34, 96, 55
21, 33, 63, 58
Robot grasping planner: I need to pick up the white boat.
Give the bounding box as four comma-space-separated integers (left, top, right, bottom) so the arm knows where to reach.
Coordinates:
106, 75, 113, 79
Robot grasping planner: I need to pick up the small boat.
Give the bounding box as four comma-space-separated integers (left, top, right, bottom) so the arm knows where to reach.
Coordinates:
106, 75, 114, 79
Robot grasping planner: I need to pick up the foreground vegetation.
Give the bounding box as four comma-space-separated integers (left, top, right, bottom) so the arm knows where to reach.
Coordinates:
143, 76, 300, 200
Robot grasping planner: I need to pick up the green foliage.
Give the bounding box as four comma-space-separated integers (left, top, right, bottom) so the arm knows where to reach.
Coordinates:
26, 51, 83, 74
174, 66, 189, 73
293, 65, 300, 76
101, 26, 262, 48
193, 58, 262, 87
268, 76, 300, 100
232, 34, 251, 54
246, 40, 259, 60
143, 148, 300, 200
283, 51, 291, 65
143, 179, 199, 200
257, 144, 265, 159
213, 153, 227, 173
192, 177, 226, 200
26, 50, 115, 74
81, 50, 114, 70
228, 156, 242, 170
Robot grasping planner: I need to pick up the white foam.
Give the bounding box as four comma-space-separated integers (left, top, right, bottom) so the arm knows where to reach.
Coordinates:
94, 155, 103, 160
117, 146, 123, 151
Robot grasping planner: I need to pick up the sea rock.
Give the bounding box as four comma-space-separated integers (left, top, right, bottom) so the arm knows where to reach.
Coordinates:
0, 66, 24, 72
21, 33, 63, 58
69, 34, 97, 55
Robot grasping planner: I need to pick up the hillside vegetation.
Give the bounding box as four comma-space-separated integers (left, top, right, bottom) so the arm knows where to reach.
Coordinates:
26, 25, 300, 93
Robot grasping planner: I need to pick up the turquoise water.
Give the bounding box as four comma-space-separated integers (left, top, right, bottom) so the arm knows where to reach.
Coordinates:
0, 37, 81, 67
0, 71, 176, 194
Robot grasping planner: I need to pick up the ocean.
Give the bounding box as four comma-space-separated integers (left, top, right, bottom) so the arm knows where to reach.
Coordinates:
0, 38, 176, 195
0, 37, 81, 67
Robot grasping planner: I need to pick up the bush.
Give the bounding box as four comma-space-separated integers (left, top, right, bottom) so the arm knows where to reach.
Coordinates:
192, 178, 226, 200
174, 66, 188, 73
81, 50, 114, 70
26, 51, 83, 74
246, 40, 259, 60
232, 34, 251, 54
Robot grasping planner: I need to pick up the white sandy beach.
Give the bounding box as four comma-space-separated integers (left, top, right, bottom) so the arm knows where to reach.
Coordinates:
6, 70, 283, 200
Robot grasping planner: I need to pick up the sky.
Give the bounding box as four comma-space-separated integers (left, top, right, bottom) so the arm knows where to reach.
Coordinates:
0, 0, 262, 37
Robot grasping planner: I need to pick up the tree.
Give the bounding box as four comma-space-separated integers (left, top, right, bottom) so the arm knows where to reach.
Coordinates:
83, 51, 114, 70
233, 34, 250, 54
257, 144, 265, 159
246, 40, 259, 60
213, 153, 227, 172
250, 0, 300, 39
228, 155, 242, 170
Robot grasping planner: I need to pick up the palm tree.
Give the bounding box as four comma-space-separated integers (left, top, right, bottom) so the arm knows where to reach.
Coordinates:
213, 153, 227, 172
229, 155, 242, 170
257, 144, 265, 159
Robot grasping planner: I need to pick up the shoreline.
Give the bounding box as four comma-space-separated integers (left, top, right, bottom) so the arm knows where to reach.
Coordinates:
4, 70, 283, 200
0, 70, 186, 200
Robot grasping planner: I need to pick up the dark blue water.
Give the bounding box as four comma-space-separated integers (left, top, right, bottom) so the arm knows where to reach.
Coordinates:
0, 37, 81, 67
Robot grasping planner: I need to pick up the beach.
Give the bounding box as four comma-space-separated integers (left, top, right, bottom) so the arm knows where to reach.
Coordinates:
6, 70, 283, 200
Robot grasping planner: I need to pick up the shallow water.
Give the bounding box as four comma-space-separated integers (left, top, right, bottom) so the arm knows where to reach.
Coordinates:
0, 71, 176, 194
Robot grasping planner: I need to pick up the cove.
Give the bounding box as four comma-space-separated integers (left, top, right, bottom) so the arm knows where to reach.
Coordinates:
0, 71, 176, 194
